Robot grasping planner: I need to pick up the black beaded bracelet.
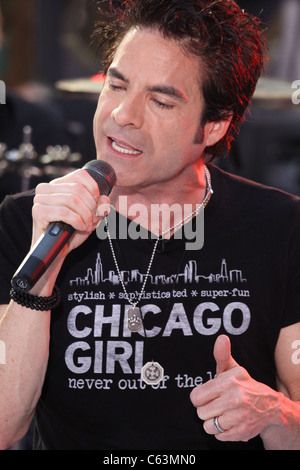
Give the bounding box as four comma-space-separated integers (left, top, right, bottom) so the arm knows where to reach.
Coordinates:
10, 284, 62, 311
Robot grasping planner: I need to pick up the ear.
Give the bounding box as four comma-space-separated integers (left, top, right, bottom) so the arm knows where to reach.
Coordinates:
204, 117, 232, 148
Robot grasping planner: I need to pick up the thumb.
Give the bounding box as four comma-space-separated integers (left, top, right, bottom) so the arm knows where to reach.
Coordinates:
214, 334, 239, 376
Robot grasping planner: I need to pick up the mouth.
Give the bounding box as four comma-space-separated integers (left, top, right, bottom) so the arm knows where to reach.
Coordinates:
108, 137, 143, 157
109, 137, 142, 156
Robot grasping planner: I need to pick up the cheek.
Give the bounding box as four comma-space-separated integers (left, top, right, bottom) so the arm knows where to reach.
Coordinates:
93, 97, 110, 141
158, 118, 205, 167
161, 117, 198, 150
93, 108, 99, 140
94, 88, 113, 118
93, 97, 102, 132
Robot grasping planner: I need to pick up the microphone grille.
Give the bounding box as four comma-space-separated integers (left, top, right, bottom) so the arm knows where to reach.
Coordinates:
83, 160, 116, 196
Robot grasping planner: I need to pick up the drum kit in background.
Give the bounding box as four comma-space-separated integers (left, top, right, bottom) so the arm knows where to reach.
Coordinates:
0, 73, 295, 200
0, 74, 105, 200
0, 124, 83, 197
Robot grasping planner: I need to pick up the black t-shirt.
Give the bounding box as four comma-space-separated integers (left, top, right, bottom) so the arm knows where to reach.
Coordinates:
1, 164, 300, 450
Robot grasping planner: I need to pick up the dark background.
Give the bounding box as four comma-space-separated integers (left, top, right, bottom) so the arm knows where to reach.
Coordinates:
1, 0, 300, 201
1, 0, 300, 451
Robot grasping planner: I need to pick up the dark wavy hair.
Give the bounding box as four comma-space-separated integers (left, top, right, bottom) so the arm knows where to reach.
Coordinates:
93, 0, 266, 160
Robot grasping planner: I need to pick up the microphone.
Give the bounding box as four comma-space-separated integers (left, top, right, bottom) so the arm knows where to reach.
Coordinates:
11, 160, 116, 292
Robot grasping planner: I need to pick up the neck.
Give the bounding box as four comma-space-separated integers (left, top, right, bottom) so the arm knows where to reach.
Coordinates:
110, 161, 209, 237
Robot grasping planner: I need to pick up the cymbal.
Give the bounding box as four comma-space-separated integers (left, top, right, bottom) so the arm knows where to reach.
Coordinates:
253, 77, 293, 102
55, 74, 105, 94
55, 74, 293, 103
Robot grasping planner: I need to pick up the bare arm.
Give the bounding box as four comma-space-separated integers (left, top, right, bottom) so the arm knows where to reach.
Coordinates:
0, 168, 110, 449
260, 321, 300, 450
0, 250, 63, 449
0, 301, 51, 448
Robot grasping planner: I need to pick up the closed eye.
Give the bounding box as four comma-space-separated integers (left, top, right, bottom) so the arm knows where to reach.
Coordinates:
107, 82, 125, 91
152, 98, 174, 110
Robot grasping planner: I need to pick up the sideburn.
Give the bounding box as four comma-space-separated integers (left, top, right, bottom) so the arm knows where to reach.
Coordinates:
193, 120, 205, 145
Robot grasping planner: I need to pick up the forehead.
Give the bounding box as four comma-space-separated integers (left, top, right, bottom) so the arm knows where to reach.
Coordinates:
110, 27, 202, 98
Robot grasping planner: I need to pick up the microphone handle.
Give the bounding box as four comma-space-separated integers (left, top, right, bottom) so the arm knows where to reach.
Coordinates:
12, 221, 75, 292
10, 159, 116, 293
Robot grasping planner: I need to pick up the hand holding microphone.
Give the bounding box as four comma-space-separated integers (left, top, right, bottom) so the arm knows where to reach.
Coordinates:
12, 160, 116, 293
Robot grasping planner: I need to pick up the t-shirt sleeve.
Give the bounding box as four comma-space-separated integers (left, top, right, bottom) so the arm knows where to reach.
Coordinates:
282, 199, 300, 328
0, 192, 34, 304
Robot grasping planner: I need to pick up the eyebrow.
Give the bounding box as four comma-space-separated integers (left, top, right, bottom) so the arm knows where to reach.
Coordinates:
147, 85, 188, 103
107, 67, 129, 83
107, 67, 188, 103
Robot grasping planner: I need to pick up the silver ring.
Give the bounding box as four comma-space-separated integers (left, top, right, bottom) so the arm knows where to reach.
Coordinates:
213, 416, 225, 433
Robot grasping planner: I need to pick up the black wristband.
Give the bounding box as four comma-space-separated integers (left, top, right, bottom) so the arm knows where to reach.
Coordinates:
10, 284, 62, 311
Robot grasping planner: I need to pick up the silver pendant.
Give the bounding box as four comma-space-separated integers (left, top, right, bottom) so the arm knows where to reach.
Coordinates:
127, 307, 143, 332
141, 361, 164, 385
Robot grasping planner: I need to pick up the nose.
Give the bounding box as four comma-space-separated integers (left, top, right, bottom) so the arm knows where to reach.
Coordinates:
111, 92, 144, 129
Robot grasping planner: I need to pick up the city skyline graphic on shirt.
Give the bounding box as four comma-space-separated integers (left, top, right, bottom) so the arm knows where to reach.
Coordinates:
69, 254, 247, 287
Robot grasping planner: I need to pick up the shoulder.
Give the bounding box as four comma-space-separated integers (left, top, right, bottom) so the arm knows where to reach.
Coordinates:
209, 164, 300, 217
0, 189, 35, 238
1, 188, 35, 206
0, 189, 35, 217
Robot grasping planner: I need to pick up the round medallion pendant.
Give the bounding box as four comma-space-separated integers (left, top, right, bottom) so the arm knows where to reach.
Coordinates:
141, 361, 164, 385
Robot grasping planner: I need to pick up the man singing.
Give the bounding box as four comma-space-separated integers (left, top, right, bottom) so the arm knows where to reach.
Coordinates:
0, 0, 300, 450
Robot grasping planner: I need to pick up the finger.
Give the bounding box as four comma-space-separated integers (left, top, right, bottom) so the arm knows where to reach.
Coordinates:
195, 396, 225, 422
212, 424, 250, 443
35, 173, 100, 212
50, 168, 100, 200
190, 378, 220, 408
203, 415, 228, 435
33, 188, 98, 233
96, 196, 112, 218
34, 169, 103, 231
33, 196, 92, 233
47, 181, 98, 214
203, 409, 252, 442
204, 410, 244, 439
214, 334, 239, 375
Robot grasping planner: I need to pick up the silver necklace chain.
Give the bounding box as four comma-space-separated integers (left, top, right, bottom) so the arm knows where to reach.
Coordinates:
104, 164, 213, 309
